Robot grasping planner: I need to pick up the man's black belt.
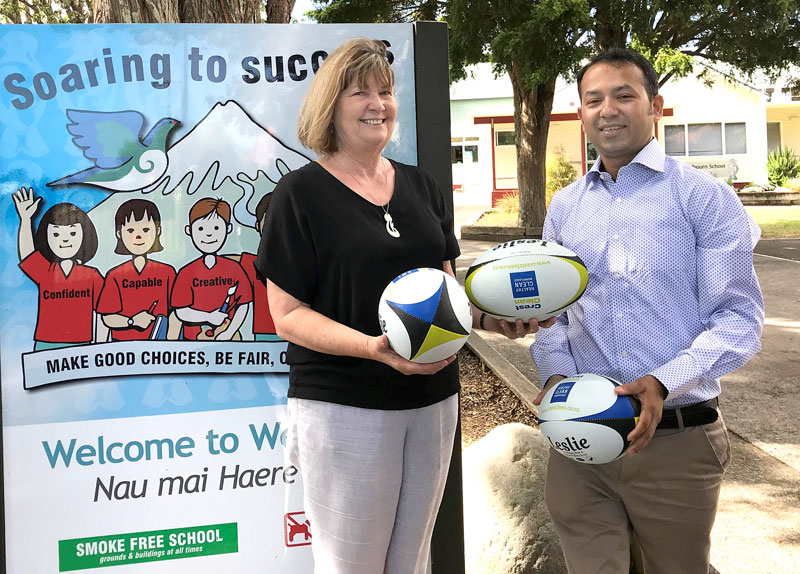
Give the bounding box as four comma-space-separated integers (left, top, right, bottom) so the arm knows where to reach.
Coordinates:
657, 397, 719, 429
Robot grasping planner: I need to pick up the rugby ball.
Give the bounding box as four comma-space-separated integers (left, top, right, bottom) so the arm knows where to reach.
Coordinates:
378, 268, 472, 363
537, 373, 641, 464
465, 239, 588, 321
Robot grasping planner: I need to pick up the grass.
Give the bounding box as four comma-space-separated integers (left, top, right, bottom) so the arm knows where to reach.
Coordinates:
472, 206, 800, 238
746, 206, 800, 238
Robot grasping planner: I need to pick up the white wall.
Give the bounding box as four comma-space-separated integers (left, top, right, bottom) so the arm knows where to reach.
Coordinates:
657, 75, 769, 184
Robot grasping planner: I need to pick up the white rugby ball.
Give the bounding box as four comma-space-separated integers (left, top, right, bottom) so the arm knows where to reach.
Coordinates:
378, 268, 472, 363
537, 373, 641, 464
465, 239, 588, 321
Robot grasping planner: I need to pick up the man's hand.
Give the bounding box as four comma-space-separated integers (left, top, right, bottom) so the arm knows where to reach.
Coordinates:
533, 374, 566, 406
484, 315, 558, 340
615, 375, 668, 455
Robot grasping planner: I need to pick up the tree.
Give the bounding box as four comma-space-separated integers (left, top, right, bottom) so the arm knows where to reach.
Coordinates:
308, 0, 442, 22
93, 0, 295, 22
450, 0, 800, 227
449, 0, 591, 228
1, 0, 297, 24
1, 0, 91, 23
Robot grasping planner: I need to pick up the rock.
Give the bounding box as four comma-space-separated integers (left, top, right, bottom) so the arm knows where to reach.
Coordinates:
462, 423, 566, 574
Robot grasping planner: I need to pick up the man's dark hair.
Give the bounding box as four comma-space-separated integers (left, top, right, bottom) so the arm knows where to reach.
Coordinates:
577, 48, 659, 102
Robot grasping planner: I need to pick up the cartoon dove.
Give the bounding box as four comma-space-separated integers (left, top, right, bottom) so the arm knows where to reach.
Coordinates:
47, 109, 179, 191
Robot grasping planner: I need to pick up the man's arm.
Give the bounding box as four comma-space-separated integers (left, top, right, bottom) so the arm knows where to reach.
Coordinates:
649, 182, 765, 400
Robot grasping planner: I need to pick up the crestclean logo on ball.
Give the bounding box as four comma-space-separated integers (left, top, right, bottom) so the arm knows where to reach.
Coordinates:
550, 381, 576, 403
509, 271, 539, 297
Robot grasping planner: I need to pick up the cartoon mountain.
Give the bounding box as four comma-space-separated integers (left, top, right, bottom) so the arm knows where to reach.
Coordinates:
145, 100, 312, 198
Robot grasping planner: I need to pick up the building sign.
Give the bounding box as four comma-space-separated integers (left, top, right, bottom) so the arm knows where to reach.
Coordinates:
685, 158, 740, 180
0, 23, 417, 573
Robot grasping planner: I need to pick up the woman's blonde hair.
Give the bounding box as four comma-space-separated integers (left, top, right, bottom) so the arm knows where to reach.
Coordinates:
297, 38, 394, 156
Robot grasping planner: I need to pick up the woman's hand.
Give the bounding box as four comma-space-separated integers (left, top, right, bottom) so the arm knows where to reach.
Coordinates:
366, 334, 456, 375
479, 313, 557, 340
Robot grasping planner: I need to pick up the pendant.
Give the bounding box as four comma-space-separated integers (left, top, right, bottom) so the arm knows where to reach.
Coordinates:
384, 212, 400, 238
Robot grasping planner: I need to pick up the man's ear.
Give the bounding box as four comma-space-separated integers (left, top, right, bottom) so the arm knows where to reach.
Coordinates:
185, 225, 191, 236
227, 223, 233, 234
651, 94, 664, 121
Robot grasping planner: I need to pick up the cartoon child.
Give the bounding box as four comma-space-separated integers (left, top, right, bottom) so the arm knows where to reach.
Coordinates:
172, 198, 252, 340
97, 199, 177, 340
229, 193, 281, 341
13, 187, 107, 350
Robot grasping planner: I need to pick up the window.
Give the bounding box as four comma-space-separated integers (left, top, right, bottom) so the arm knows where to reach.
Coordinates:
663, 122, 746, 156
585, 141, 598, 173
496, 130, 516, 146
688, 123, 722, 156
664, 125, 686, 156
725, 123, 747, 154
451, 136, 479, 164
767, 122, 782, 153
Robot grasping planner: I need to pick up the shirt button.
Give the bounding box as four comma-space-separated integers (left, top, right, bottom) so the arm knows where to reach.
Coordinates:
613, 273, 622, 279
621, 351, 629, 357
612, 234, 620, 240
615, 197, 622, 203
616, 312, 623, 318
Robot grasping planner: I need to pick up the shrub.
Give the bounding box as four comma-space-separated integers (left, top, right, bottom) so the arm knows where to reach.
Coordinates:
546, 146, 578, 207
495, 193, 519, 216
784, 177, 800, 192
766, 147, 800, 187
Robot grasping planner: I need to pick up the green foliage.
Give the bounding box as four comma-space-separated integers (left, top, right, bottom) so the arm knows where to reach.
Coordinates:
767, 147, 800, 187
1, 0, 90, 24
448, 0, 592, 88
545, 146, 577, 207
308, 0, 442, 23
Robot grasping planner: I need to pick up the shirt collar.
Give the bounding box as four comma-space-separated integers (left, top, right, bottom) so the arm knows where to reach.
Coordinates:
587, 138, 666, 181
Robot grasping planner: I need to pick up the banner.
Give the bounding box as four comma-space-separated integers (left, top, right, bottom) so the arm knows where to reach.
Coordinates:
0, 23, 417, 572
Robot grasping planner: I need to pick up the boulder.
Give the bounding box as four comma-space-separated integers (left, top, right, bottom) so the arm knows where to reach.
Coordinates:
463, 423, 566, 574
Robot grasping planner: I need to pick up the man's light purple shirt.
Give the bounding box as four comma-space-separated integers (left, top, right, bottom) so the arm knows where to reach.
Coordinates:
531, 139, 765, 408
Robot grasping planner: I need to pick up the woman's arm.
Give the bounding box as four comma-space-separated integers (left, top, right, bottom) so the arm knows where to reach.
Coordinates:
267, 279, 454, 376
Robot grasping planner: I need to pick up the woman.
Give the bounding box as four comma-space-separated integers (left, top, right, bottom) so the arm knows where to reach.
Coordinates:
13, 187, 106, 350
97, 199, 176, 341
256, 38, 548, 574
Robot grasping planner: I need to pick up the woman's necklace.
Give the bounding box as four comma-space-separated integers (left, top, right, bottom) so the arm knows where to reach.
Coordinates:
382, 201, 400, 238
342, 156, 400, 238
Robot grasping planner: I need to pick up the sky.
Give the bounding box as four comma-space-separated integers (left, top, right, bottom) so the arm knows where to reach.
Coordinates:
291, 0, 316, 22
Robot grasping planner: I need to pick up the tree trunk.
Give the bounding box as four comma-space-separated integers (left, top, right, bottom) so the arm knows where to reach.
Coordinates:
265, 0, 296, 23
94, 0, 180, 23
93, 0, 279, 23
181, 0, 259, 23
510, 65, 556, 230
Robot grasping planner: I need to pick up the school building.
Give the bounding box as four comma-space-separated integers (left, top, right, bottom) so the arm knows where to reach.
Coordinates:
449, 63, 800, 206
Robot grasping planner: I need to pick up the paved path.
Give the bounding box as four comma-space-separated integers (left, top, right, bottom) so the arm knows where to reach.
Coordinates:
455, 229, 800, 574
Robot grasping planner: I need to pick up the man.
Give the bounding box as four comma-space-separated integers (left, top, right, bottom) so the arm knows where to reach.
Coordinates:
531, 48, 764, 573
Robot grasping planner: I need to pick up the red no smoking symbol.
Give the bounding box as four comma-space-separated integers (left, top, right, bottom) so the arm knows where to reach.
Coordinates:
284, 511, 312, 547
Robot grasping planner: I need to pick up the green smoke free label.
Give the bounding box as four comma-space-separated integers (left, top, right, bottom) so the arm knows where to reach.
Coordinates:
58, 522, 238, 571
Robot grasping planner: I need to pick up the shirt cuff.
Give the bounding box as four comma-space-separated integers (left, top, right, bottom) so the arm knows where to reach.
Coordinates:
649, 353, 701, 400
530, 348, 578, 387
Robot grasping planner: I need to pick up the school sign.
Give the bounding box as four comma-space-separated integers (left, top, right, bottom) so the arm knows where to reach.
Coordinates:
0, 23, 459, 573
